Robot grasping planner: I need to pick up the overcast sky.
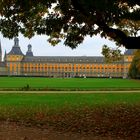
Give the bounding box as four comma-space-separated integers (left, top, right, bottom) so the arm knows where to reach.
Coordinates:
0, 34, 125, 59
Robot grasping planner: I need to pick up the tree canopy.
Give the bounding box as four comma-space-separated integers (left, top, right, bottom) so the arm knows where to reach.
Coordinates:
0, 0, 140, 49
128, 50, 140, 79
102, 45, 122, 62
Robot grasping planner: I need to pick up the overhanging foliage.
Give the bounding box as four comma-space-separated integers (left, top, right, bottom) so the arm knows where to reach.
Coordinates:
0, 0, 140, 49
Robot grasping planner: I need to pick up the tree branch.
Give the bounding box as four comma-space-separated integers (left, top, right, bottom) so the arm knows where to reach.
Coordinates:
70, 1, 140, 49
97, 21, 140, 49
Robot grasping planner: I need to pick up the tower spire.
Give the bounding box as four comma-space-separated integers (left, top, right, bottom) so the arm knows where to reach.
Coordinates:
14, 37, 19, 46
4, 50, 7, 62
26, 44, 33, 56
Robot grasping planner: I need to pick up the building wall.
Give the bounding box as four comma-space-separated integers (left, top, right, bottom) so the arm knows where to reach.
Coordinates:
3, 52, 134, 78
6, 55, 24, 75
20, 60, 128, 78
0, 67, 7, 75
123, 55, 134, 78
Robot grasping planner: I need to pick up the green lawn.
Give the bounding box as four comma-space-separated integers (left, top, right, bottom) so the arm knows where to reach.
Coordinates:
0, 93, 140, 109
0, 77, 140, 90
0, 92, 140, 120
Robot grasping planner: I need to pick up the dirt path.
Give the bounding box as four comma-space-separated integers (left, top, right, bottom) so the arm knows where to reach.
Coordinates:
0, 90, 140, 94
0, 122, 127, 140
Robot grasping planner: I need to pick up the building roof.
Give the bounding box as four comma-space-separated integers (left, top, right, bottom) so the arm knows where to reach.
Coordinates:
7, 47, 24, 55
26, 51, 33, 57
22, 56, 112, 63
7, 38, 24, 55
124, 49, 136, 55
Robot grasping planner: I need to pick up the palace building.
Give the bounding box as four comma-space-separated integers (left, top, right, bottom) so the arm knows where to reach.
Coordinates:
0, 38, 135, 78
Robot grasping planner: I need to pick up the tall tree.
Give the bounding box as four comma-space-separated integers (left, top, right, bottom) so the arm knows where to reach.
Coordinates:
0, 0, 140, 49
102, 45, 122, 62
128, 50, 140, 79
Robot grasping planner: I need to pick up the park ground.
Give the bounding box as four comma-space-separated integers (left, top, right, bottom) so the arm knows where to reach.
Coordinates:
0, 92, 140, 139
0, 78, 140, 139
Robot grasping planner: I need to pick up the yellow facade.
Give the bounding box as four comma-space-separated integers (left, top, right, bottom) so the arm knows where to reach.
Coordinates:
4, 53, 134, 78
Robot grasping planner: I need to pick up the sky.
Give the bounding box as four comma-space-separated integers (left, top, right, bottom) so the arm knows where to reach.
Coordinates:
0, 33, 126, 59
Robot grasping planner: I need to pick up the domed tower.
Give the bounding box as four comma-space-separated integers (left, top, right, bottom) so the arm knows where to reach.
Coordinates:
7, 37, 24, 56
26, 44, 33, 56
6, 37, 24, 75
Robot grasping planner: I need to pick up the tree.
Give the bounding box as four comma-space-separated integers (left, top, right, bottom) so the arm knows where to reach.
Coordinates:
0, 0, 140, 49
102, 45, 122, 62
128, 50, 140, 79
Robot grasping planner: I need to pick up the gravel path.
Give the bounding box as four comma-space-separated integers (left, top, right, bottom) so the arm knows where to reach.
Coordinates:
0, 90, 140, 94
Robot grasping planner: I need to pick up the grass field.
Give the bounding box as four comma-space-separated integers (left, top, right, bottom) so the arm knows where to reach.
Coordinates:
0, 77, 140, 138
0, 77, 140, 90
0, 93, 140, 109
0, 92, 140, 119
